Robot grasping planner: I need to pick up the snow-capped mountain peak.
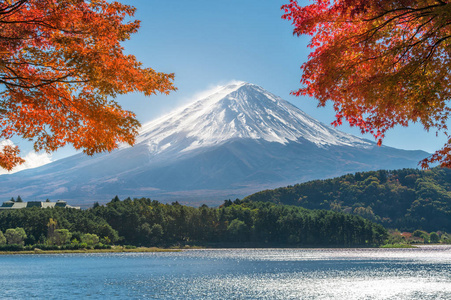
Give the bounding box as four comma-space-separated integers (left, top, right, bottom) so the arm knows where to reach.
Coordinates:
137, 82, 371, 154
0, 82, 428, 205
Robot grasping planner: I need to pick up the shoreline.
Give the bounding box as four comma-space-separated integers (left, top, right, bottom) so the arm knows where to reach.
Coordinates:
0, 247, 181, 255
2, 244, 443, 255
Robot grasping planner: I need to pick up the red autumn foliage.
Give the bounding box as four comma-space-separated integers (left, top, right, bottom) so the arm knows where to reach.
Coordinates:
0, 0, 175, 170
282, 0, 451, 168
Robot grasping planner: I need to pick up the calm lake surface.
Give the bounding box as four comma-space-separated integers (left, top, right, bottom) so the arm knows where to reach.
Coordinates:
0, 246, 450, 299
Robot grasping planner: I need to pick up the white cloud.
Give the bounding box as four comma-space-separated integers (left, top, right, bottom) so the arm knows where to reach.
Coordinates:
0, 140, 52, 175
0, 139, 14, 148
140, 80, 247, 130
187, 80, 246, 104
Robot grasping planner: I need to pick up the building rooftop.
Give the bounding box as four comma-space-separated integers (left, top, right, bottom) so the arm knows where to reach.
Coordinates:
0, 200, 80, 210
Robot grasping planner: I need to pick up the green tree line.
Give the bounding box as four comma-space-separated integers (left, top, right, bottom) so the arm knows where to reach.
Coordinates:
0, 198, 387, 248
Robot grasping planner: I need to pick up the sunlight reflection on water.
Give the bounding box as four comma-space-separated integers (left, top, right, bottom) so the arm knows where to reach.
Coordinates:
0, 246, 450, 299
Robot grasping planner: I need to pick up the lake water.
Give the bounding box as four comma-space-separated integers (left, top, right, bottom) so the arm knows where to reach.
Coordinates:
0, 246, 450, 299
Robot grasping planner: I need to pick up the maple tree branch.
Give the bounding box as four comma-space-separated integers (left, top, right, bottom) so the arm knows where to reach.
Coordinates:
363, 2, 448, 22
0, 0, 28, 16
423, 34, 451, 63
0, 66, 88, 89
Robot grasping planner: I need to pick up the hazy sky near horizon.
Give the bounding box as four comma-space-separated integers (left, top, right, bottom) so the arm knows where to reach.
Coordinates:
6, 0, 449, 171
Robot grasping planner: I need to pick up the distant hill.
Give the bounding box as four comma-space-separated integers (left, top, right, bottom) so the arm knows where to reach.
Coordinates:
244, 168, 451, 232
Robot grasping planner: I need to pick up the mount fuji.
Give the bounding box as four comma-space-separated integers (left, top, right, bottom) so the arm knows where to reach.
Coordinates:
0, 82, 428, 205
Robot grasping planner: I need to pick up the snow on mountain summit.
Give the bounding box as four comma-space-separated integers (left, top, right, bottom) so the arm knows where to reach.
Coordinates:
0, 82, 428, 204
137, 82, 371, 154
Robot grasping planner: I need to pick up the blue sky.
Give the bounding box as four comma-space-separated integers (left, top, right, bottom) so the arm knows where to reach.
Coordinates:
7, 0, 449, 171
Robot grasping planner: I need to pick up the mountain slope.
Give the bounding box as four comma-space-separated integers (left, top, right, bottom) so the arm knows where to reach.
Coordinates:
0, 82, 428, 205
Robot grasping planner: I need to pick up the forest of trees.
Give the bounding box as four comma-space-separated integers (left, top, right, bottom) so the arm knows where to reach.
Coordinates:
3, 167, 451, 250
0, 198, 387, 249
244, 168, 451, 232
